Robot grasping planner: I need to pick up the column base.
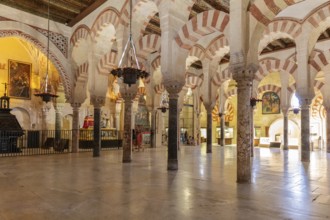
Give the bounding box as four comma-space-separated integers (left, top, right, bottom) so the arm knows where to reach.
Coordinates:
301, 151, 310, 162
123, 158, 132, 163
167, 159, 178, 170
237, 178, 251, 184
93, 153, 100, 157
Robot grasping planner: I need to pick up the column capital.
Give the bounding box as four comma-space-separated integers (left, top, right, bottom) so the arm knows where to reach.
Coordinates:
91, 95, 105, 108
120, 84, 138, 101
70, 102, 81, 109
163, 79, 185, 97
232, 63, 259, 83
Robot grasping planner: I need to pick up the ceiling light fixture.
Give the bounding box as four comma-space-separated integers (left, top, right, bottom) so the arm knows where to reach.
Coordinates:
35, 0, 58, 103
110, 0, 149, 86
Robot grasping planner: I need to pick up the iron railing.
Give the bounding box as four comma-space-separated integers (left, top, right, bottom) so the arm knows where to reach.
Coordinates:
0, 129, 123, 157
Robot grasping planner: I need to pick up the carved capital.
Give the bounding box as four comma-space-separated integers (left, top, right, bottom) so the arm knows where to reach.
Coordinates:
163, 79, 185, 96
91, 95, 105, 108
120, 84, 138, 101
232, 63, 259, 83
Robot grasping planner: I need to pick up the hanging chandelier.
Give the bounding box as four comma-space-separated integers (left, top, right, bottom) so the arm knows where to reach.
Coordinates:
110, 0, 149, 86
157, 90, 169, 113
34, 0, 58, 103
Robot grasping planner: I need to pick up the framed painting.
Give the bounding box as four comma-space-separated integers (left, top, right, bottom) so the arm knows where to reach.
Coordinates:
8, 60, 31, 99
262, 91, 280, 114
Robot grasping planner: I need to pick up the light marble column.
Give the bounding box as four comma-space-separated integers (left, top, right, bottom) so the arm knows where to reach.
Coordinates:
165, 81, 184, 170
326, 108, 330, 153
233, 65, 257, 183
120, 84, 137, 163
300, 99, 311, 162
91, 95, 105, 157
282, 110, 289, 150
71, 103, 81, 153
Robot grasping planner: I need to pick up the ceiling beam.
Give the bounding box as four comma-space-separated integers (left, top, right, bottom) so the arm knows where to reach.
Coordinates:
67, 0, 107, 27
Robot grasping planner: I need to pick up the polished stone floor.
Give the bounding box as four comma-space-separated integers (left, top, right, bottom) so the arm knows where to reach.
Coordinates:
0, 144, 330, 220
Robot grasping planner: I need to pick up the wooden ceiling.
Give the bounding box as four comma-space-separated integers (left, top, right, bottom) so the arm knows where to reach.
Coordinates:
0, 0, 106, 27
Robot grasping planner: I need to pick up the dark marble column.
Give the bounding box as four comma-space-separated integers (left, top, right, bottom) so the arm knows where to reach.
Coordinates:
71, 103, 81, 153
55, 105, 62, 145
150, 110, 157, 148
165, 80, 184, 170
283, 110, 289, 150
206, 109, 212, 153
91, 95, 105, 157
220, 114, 225, 146
300, 100, 311, 162
120, 84, 137, 163
93, 107, 101, 157
233, 65, 257, 183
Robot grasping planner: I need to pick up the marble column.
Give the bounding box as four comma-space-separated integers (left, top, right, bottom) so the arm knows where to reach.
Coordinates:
93, 107, 101, 157
206, 108, 213, 153
120, 84, 137, 163
250, 107, 254, 157
326, 108, 330, 153
150, 109, 157, 148
91, 96, 105, 157
300, 99, 311, 162
71, 103, 81, 153
282, 110, 289, 150
55, 104, 62, 144
233, 65, 256, 183
165, 81, 184, 170
220, 114, 225, 146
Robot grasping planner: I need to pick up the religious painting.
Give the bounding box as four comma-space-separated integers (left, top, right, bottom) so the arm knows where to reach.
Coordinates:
8, 60, 31, 99
262, 91, 280, 114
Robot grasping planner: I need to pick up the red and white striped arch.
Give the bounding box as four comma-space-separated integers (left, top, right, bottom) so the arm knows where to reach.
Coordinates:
257, 84, 281, 96
137, 34, 161, 59
151, 56, 161, 70
175, 10, 229, 50
212, 67, 232, 86
249, 0, 304, 26
97, 51, 117, 75
189, 45, 206, 60
205, 35, 229, 59
91, 8, 120, 41
185, 74, 203, 90
212, 102, 234, 123
309, 50, 330, 75
70, 25, 90, 47
74, 62, 89, 87
255, 58, 297, 81
306, 3, 330, 29
154, 83, 165, 94
259, 20, 301, 53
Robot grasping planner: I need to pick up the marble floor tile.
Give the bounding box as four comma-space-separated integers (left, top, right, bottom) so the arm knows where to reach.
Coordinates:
0, 145, 329, 220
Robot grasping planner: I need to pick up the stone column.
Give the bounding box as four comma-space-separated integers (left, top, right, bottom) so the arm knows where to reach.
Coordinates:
300, 99, 311, 162
233, 65, 257, 183
91, 96, 105, 157
120, 84, 137, 163
165, 81, 184, 170
326, 107, 330, 153
282, 109, 289, 150
206, 107, 213, 153
250, 107, 254, 157
55, 104, 63, 145
71, 103, 81, 153
150, 109, 157, 148
220, 113, 225, 146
